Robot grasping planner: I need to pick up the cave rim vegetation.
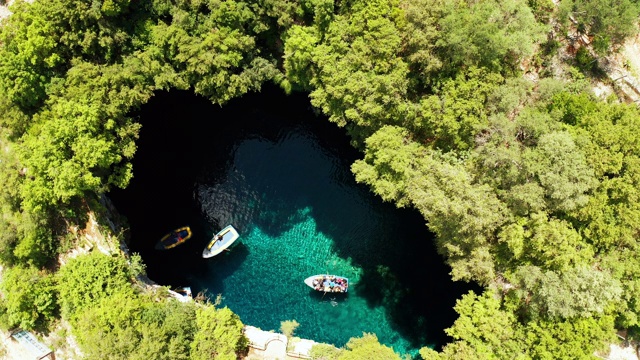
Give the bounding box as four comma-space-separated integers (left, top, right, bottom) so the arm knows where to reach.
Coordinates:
1, 0, 640, 358
108, 85, 480, 354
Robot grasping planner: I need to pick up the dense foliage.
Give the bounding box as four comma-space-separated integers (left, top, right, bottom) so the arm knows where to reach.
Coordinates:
309, 333, 402, 360
0, 265, 57, 331
1, 0, 640, 358
58, 252, 247, 359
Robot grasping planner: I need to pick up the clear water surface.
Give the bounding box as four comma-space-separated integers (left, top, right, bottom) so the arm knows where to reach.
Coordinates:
109, 87, 477, 356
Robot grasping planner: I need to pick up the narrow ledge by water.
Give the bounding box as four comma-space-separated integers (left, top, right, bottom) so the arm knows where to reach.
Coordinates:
82, 194, 321, 360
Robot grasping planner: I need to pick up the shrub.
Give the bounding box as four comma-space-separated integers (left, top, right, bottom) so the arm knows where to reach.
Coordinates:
0, 266, 58, 331
56, 251, 134, 319
280, 319, 300, 338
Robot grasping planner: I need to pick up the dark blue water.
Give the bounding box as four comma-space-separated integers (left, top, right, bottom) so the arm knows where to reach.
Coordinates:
109, 87, 476, 355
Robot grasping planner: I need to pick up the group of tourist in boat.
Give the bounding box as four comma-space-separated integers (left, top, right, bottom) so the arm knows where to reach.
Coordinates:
159, 225, 351, 295
310, 275, 348, 293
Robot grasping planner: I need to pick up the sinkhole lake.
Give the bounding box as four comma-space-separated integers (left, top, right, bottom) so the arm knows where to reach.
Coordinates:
109, 87, 476, 355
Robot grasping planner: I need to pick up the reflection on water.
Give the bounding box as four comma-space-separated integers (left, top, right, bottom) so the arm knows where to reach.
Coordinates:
109, 88, 477, 355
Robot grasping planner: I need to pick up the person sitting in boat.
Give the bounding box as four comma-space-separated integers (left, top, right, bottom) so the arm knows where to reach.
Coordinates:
214, 234, 222, 242
318, 276, 329, 291
323, 279, 332, 292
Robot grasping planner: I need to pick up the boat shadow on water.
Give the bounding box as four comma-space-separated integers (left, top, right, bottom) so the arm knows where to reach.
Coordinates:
200, 241, 249, 268
307, 290, 348, 303
183, 242, 251, 296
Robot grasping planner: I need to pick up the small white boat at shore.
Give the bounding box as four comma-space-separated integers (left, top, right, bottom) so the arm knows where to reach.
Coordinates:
173, 287, 193, 302
304, 274, 349, 293
202, 225, 239, 258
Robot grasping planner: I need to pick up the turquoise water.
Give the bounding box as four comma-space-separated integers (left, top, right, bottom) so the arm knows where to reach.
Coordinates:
110, 88, 476, 355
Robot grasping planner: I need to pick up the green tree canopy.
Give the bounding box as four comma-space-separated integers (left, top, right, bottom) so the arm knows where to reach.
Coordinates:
521, 131, 596, 213
559, 0, 640, 54
412, 67, 502, 151
353, 125, 508, 283
421, 290, 524, 360
0, 1, 63, 110
524, 315, 615, 359
298, 0, 411, 145
402, 0, 546, 84
56, 251, 134, 319
507, 265, 622, 320
190, 305, 247, 360
436, 0, 546, 74
0, 265, 57, 331
337, 333, 401, 360
72, 291, 202, 360
2, 0, 640, 357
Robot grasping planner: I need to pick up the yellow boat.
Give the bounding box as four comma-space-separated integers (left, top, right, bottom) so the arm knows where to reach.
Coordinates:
155, 226, 192, 250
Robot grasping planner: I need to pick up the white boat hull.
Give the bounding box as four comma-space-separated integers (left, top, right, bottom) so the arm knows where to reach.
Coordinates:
202, 225, 239, 258
304, 274, 349, 293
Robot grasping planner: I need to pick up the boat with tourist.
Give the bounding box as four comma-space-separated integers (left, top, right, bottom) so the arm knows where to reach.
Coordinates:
202, 225, 240, 258
304, 274, 349, 293
155, 226, 192, 250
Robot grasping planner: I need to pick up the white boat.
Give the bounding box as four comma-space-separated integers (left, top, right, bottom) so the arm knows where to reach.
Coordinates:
304, 274, 349, 293
175, 287, 192, 298
174, 287, 192, 302
202, 225, 239, 258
